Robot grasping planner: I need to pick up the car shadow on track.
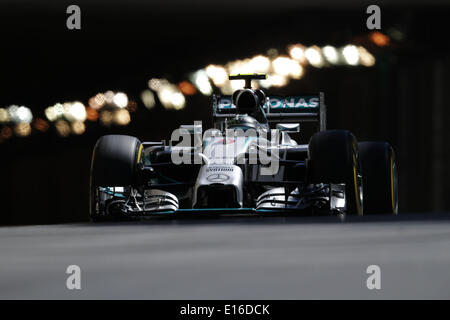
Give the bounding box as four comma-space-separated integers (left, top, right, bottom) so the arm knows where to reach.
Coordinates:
80, 212, 450, 228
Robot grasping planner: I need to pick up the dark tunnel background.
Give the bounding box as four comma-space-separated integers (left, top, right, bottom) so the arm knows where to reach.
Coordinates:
0, 2, 449, 224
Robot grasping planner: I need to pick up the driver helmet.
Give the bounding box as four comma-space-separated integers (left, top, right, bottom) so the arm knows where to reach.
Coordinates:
227, 114, 261, 131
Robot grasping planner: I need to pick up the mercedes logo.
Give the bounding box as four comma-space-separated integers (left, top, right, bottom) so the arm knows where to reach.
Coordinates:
206, 173, 229, 183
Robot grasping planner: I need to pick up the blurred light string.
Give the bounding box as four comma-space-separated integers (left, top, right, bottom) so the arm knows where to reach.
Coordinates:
0, 41, 377, 140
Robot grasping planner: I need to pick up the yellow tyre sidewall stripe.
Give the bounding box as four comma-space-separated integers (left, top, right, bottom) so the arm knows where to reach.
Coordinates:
137, 144, 143, 163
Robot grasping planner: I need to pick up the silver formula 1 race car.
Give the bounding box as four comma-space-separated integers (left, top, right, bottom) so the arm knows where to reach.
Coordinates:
89, 74, 398, 220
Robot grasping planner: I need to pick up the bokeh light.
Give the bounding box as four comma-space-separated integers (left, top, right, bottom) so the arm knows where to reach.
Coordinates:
249, 55, 271, 73
33, 118, 49, 132
55, 120, 71, 137
157, 83, 186, 110
14, 123, 31, 137
190, 70, 213, 96
0, 108, 10, 123
1, 126, 12, 139
113, 92, 128, 108
322, 46, 339, 65
64, 102, 87, 122
113, 109, 131, 126
89, 93, 106, 110
86, 107, 99, 121
358, 46, 376, 67
305, 46, 324, 68
288, 44, 306, 64
272, 56, 303, 79
45, 103, 64, 122
71, 121, 86, 135
100, 110, 114, 126
369, 31, 390, 47
141, 90, 156, 109
178, 81, 197, 96
342, 45, 359, 66
8, 105, 33, 124
206, 65, 228, 87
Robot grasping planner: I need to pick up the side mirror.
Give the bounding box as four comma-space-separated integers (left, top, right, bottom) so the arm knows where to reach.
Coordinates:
276, 123, 300, 133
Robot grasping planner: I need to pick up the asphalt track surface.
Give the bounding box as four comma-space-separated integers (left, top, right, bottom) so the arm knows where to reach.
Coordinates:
1, 213, 450, 299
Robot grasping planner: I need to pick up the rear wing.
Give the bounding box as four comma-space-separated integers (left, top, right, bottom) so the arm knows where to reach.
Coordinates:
212, 92, 326, 131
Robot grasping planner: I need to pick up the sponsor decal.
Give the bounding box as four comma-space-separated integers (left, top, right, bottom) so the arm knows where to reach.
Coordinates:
217, 96, 319, 110
206, 166, 234, 172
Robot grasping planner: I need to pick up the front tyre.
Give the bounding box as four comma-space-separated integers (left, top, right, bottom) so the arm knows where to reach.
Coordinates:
89, 135, 143, 221
308, 130, 363, 215
358, 142, 398, 214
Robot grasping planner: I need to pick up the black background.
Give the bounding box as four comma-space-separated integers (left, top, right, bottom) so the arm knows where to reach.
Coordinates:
0, 1, 449, 224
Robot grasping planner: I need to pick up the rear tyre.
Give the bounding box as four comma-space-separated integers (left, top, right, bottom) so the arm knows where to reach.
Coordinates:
89, 135, 143, 220
358, 142, 398, 214
308, 130, 363, 215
